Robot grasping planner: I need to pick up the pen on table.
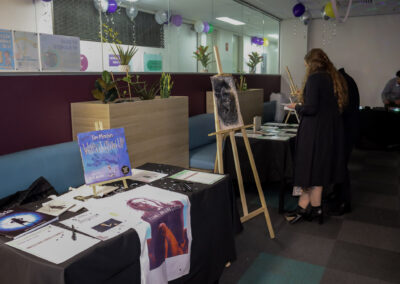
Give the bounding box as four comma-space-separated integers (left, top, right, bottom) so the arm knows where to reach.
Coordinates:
71, 225, 77, 241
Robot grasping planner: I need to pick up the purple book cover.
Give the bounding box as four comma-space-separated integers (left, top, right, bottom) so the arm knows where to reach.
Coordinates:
77, 128, 132, 185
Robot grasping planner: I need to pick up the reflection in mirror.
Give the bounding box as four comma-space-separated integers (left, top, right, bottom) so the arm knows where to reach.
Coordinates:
0, 0, 279, 74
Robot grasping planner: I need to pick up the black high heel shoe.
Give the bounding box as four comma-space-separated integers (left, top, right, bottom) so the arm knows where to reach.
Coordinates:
309, 206, 324, 224
285, 206, 309, 224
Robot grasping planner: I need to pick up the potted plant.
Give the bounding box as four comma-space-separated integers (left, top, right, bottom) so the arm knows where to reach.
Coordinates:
193, 45, 213, 72
91, 71, 119, 103
247, 52, 263, 74
236, 74, 248, 91
111, 44, 138, 73
160, 73, 174, 98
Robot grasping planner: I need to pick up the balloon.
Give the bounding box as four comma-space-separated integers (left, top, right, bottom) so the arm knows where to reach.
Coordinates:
263, 38, 269, 47
251, 37, 258, 44
170, 15, 183, 27
203, 22, 210, 33
300, 10, 311, 25
94, 0, 108, 13
155, 11, 168, 25
115, 0, 123, 5
207, 24, 214, 34
292, 3, 305, 17
194, 20, 204, 33
321, 7, 330, 21
42, 0, 52, 2
107, 0, 118, 13
126, 4, 138, 21
324, 2, 335, 18
257, 37, 263, 45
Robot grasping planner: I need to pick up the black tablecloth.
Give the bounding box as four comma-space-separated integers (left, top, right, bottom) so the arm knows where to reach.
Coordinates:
0, 163, 241, 284
359, 108, 400, 149
224, 136, 295, 184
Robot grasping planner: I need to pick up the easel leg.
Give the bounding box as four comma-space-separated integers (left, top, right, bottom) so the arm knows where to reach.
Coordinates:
294, 111, 300, 123
216, 133, 224, 174
284, 111, 290, 124
241, 129, 275, 239
123, 179, 128, 189
229, 132, 249, 216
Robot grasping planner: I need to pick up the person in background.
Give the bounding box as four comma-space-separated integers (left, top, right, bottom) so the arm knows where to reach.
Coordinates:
328, 68, 360, 216
285, 48, 347, 225
382, 70, 400, 107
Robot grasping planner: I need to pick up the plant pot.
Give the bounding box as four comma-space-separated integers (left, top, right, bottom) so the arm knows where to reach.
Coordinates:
119, 65, 130, 72
200, 69, 208, 73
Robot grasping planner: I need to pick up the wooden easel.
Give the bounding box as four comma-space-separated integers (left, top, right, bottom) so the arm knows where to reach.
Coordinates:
209, 46, 275, 239
284, 66, 300, 124
90, 121, 129, 196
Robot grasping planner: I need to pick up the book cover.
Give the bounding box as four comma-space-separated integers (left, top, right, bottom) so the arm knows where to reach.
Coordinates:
77, 128, 132, 185
0, 207, 58, 239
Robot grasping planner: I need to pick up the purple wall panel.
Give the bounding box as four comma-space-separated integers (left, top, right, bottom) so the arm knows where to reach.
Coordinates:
0, 73, 280, 155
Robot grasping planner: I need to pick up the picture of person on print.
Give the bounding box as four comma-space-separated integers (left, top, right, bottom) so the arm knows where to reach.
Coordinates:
382, 70, 400, 107
127, 198, 189, 270
211, 76, 244, 130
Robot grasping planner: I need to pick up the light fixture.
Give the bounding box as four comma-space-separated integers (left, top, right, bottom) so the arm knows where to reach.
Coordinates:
216, 17, 245, 25
267, 34, 279, 39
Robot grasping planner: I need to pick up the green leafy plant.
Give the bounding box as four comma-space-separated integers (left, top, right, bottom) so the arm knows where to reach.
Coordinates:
132, 75, 160, 100
160, 73, 174, 98
236, 74, 248, 91
247, 52, 263, 74
92, 71, 119, 103
193, 45, 213, 70
111, 44, 138, 66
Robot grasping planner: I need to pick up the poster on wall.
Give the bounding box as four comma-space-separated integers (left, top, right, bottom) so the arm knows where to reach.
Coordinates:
144, 53, 162, 72
13, 31, 39, 71
77, 128, 132, 185
0, 29, 15, 70
39, 34, 80, 71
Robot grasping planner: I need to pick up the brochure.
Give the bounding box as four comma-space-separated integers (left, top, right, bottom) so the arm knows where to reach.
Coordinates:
169, 170, 225, 185
130, 169, 168, 183
0, 207, 58, 239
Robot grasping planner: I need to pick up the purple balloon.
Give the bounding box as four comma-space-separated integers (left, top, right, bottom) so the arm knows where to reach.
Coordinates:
42, 0, 52, 2
170, 15, 183, 27
293, 3, 305, 17
251, 37, 258, 44
203, 22, 210, 33
257, 37, 264, 45
107, 0, 118, 13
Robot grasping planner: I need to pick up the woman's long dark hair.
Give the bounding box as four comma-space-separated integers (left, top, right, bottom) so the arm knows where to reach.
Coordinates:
300, 48, 348, 112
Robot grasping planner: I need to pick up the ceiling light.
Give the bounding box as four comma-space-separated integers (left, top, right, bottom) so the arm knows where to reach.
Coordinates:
216, 17, 245, 25
267, 34, 279, 39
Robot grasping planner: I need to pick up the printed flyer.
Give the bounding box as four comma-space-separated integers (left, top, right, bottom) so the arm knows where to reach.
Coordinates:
0, 29, 14, 70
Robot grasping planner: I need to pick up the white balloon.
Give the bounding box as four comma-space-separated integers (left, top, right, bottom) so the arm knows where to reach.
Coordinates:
300, 11, 311, 25
155, 10, 168, 25
93, 0, 108, 13
126, 4, 139, 21
194, 20, 204, 33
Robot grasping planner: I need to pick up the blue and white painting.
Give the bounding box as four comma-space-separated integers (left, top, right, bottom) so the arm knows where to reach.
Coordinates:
78, 128, 132, 185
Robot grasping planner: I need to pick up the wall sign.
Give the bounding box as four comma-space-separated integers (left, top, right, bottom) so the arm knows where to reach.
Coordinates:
144, 53, 162, 72
13, 31, 39, 71
0, 29, 15, 70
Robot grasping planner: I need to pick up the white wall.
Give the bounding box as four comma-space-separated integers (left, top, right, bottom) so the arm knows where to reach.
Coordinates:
308, 14, 400, 107
279, 19, 308, 97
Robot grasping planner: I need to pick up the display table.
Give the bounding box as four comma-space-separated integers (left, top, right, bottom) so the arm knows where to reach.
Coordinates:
0, 163, 241, 284
224, 126, 296, 213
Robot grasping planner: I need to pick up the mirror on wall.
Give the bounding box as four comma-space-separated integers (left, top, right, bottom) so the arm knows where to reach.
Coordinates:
0, 0, 279, 74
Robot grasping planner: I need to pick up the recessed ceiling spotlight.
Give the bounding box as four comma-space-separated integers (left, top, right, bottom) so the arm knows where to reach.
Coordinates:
216, 17, 245, 25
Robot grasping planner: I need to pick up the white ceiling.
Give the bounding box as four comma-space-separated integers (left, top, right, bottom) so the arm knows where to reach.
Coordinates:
134, 0, 280, 39
239, 0, 400, 20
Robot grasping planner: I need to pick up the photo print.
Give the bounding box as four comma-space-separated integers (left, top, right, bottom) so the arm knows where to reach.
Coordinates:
211, 75, 244, 131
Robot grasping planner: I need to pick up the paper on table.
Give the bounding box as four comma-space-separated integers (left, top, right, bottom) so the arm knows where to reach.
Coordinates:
129, 169, 168, 183
6, 225, 100, 264
37, 199, 75, 216
61, 211, 131, 241
169, 170, 224, 185
235, 132, 291, 141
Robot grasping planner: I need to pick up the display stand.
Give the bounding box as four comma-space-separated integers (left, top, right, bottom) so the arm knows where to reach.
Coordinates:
284, 66, 300, 123
90, 121, 129, 196
209, 46, 275, 239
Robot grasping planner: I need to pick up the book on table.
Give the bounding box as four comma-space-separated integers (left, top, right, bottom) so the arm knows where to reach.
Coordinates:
0, 207, 58, 239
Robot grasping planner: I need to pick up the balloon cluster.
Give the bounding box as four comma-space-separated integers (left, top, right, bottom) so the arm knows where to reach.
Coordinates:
292, 2, 311, 26
93, 0, 117, 13
155, 11, 168, 25
251, 37, 269, 47
193, 21, 214, 34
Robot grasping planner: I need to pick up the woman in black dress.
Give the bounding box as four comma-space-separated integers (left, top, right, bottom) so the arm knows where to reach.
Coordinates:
285, 49, 348, 224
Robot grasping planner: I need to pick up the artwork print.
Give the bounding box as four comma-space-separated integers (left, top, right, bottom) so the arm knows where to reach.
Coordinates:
0, 29, 15, 70
127, 197, 189, 270
211, 75, 244, 130
77, 128, 132, 185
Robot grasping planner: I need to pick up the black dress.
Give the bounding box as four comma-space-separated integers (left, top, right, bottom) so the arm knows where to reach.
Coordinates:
294, 71, 345, 188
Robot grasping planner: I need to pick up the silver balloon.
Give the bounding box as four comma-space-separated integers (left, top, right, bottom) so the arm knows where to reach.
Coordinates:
194, 20, 204, 33
126, 5, 139, 21
155, 10, 168, 25
93, 0, 108, 13
116, 0, 124, 5
321, 7, 330, 21
300, 11, 311, 25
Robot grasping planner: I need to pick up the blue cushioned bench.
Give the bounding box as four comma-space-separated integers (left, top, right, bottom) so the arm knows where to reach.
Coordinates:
189, 113, 216, 171
0, 141, 84, 199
